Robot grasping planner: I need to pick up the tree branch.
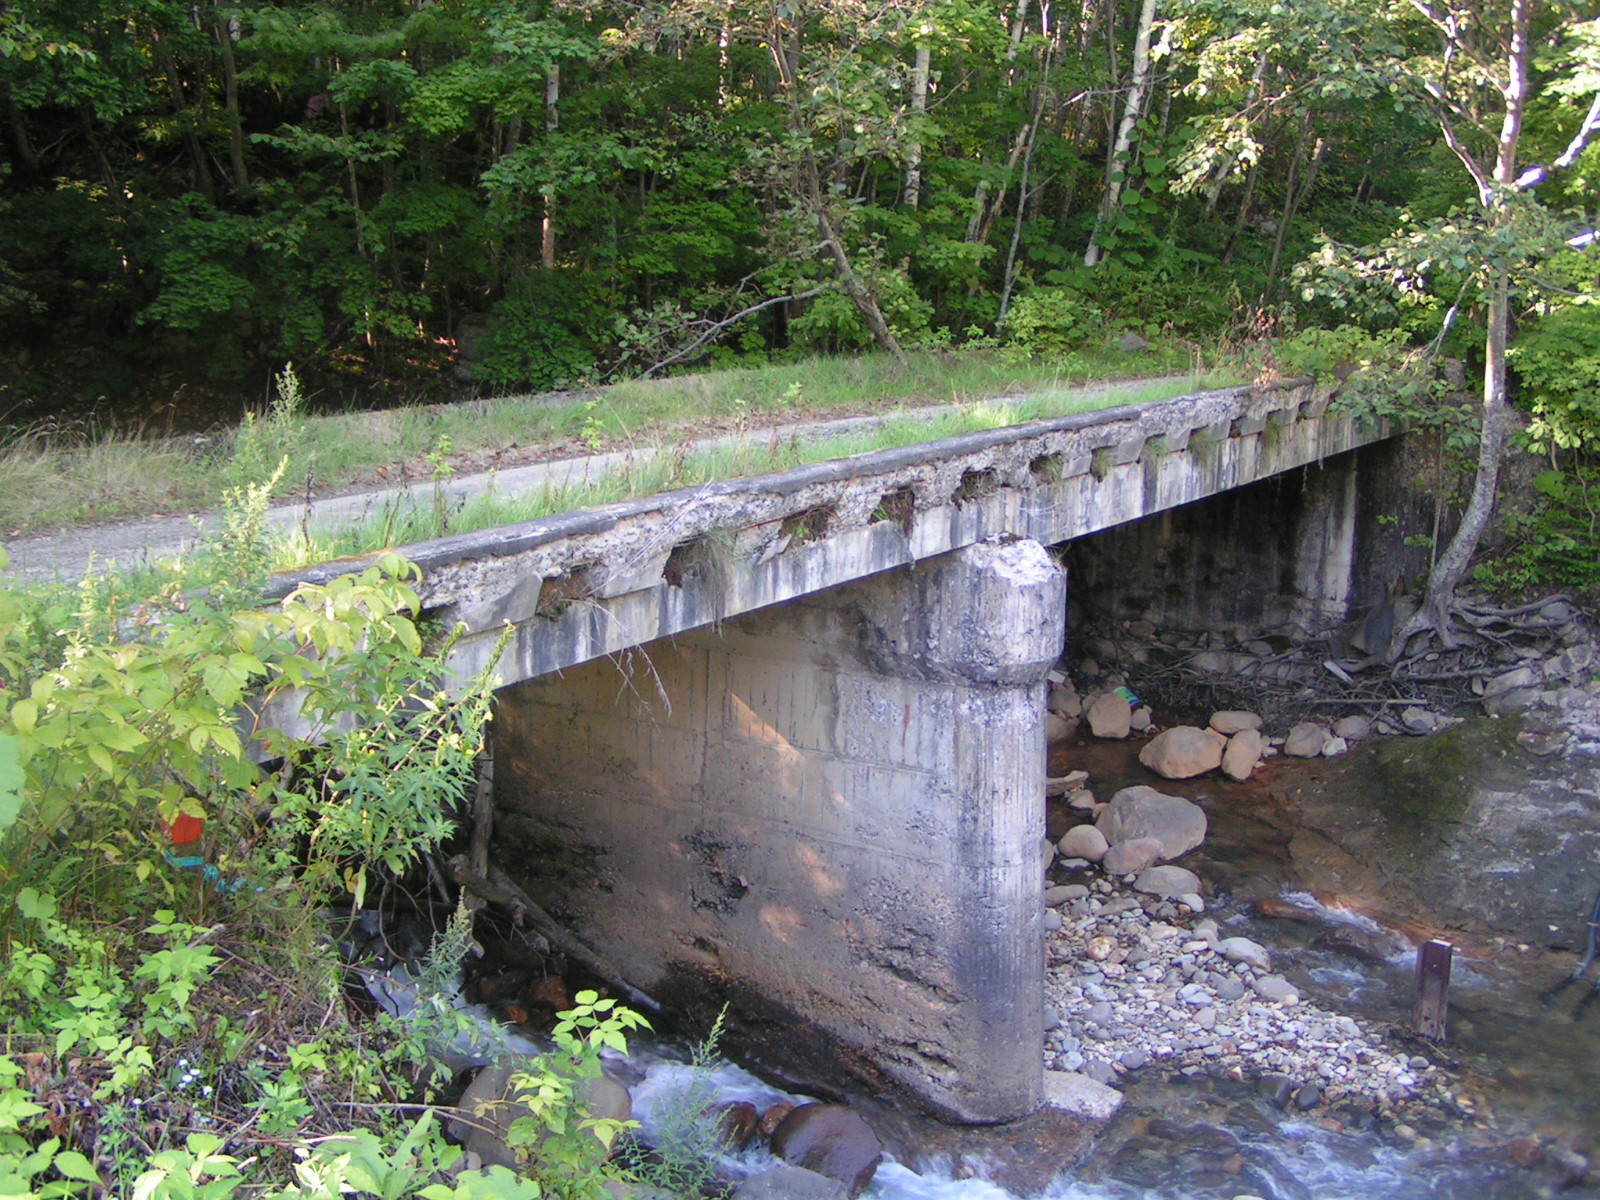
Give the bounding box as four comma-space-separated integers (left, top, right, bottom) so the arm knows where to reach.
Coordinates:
638, 286, 834, 379
1514, 89, 1600, 188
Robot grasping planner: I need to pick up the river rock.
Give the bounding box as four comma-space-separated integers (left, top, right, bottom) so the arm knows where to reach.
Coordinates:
1284, 722, 1331, 757
1484, 666, 1539, 697
718, 1102, 760, 1151
1221, 729, 1264, 780
769, 1105, 883, 1199
759, 1103, 797, 1140
732, 1167, 848, 1200
1333, 715, 1372, 741
1549, 644, 1595, 682
604, 1183, 678, 1200
1253, 975, 1300, 1004
1322, 735, 1349, 757
1101, 837, 1163, 875
1067, 789, 1097, 812
1096, 786, 1208, 860
1048, 683, 1082, 717
1058, 825, 1109, 862
1218, 936, 1272, 972
1132, 864, 1201, 898
1401, 705, 1444, 733
1484, 687, 1541, 717
448, 1058, 632, 1171
1130, 707, 1152, 732
1046, 712, 1074, 741
1042, 1069, 1124, 1120
1139, 726, 1226, 779
1087, 692, 1133, 739
1209, 710, 1262, 735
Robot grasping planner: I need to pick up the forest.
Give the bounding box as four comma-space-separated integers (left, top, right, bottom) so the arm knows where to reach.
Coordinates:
1, 0, 1598, 593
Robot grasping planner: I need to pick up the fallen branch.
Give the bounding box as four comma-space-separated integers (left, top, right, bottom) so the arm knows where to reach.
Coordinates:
638, 286, 833, 379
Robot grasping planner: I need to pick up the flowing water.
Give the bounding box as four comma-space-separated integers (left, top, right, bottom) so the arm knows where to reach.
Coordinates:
400, 727, 1600, 1198
608, 734, 1600, 1199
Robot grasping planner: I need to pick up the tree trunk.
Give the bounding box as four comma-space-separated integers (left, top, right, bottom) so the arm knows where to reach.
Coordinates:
1267, 130, 1324, 290
152, 26, 217, 204
6, 90, 38, 173
903, 38, 931, 208
1084, 0, 1157, 267
806, 155, 905, 363
967, 0, 1031, 242
1390, 0, 1532, 656
213, 4, 251, 194
997, 57, 1053, 325
541, 63, 560, 270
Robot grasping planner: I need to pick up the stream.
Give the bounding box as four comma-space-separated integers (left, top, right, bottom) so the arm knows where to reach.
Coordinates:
615, 731, 1600, 1199
371, 726, 1600, 1198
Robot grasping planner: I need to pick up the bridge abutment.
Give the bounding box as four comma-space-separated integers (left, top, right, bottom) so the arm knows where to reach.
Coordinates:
493, 537, 1064, 1121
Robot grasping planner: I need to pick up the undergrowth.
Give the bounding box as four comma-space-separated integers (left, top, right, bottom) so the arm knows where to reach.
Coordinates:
0, 475, 668, 1197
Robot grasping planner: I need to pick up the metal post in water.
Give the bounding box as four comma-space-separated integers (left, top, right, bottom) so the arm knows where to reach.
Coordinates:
1412, 939, 1453, 1041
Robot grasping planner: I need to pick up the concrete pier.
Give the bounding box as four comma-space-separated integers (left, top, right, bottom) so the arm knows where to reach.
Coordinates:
494, 538, 1065, 1121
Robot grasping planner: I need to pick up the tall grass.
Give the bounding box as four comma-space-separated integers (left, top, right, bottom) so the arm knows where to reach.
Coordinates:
0, 344, 1222, 543
0, 428, 216, 536
280, 368, 1234, 567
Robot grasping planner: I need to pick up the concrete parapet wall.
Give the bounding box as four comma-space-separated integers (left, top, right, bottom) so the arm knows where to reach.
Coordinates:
493, 539, 1064, 1122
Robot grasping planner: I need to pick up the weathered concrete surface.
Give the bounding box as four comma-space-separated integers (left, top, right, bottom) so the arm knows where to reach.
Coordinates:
1064, 436, 1432, 634
493, 538, 1064, 1122
262, 379, 1391, 693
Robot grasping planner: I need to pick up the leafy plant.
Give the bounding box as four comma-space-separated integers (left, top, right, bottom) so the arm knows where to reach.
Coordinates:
503, 992, 650, 1200
616, 1006, 729, 1197
1004, 288, 1105, 358
229, 364, 310, 494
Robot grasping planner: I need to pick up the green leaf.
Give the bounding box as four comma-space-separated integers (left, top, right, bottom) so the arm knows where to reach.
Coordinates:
52, 1151, 100, 1183
0, 733, 22, 834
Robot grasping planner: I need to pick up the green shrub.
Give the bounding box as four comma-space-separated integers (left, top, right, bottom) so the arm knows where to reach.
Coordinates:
479, 272, 614, 392
1475, 464, 1600, 598
1511, 304, 1600, 454
1003, 287, 1105, 357
789, 267, 933, 352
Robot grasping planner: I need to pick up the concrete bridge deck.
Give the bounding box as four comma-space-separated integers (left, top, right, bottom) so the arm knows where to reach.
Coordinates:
278, 377, 1382, 692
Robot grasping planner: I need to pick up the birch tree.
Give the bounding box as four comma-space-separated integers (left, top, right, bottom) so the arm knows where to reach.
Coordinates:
1083, 0, 1158, 267
1379, 0, 1600, 650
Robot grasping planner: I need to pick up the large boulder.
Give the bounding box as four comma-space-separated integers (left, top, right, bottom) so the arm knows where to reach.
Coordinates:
1096, 787, 1207, 861
769, 1105, 883, 1199
1221, 729, 1264, 781
1086, 692, 1132, 739
1042, 1070, 1124, 1121
1133, 864, 1202, 898
1100, 837, 1163, 875
1138, 726, 1226, 779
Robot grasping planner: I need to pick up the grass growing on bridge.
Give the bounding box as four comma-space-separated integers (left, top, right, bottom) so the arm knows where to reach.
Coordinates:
281, 368, 1237, 566
0, 344, 1211, 541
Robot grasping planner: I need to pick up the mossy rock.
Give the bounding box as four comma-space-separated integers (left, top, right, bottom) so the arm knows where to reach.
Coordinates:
1371, 717, 1526, 831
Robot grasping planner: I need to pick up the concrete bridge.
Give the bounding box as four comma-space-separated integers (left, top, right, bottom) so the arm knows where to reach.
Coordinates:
286, 378, 1410, 1123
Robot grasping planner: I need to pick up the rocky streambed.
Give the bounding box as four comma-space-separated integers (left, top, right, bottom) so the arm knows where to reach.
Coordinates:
1023, 592, 1600, 1198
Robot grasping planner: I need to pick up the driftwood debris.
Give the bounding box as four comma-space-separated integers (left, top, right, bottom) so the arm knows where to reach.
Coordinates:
446, 854, 660, 1013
